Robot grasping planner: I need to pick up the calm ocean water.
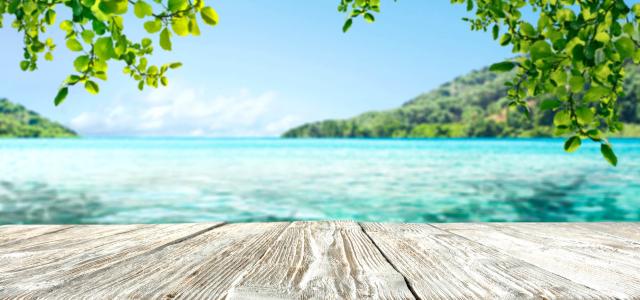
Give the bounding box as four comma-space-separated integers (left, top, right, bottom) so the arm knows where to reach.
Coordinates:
1, 138, 639, 224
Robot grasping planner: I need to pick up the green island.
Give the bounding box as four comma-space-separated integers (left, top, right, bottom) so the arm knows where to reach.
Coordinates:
0, 99, 77, 138
283, 64, 640, 139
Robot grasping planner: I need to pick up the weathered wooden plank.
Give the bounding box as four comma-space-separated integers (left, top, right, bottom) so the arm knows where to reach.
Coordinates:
0, 224, 217, 273
31, 222, 289, 299
0, 224, 148, 257
228, 221, 414, 300
570, 222, 640, 243
0, 224, 149, 275
0, 223, 221, 297
1, 222, 639, 299
0, 225, 71, 246
488, 223, 640, 267
362, 223, 608, 299
437, 222, 640, 298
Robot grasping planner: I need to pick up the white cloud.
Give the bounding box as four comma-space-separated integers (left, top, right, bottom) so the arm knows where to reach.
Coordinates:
70, 84, 299, 136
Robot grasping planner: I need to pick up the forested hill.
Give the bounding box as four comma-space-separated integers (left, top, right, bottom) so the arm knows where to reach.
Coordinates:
0, 99, 77, 137
283, 65, 640, 138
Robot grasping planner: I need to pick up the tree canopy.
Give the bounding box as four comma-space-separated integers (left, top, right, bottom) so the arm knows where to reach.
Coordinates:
282, 63, 640, 139
0, 98, 77, 137
2, 0, 640, 164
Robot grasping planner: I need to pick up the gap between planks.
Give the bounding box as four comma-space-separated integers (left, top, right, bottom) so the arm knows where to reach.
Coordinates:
358, 222, 422, 300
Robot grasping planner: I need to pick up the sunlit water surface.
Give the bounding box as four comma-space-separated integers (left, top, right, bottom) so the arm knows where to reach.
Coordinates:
1, 138, 639, 224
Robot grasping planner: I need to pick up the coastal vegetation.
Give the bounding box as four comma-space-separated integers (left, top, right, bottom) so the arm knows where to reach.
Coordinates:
0, 99, 77, 137
283, 63, 640, 139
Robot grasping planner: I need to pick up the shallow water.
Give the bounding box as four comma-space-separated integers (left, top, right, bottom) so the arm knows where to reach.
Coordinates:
1, 138, 639, 224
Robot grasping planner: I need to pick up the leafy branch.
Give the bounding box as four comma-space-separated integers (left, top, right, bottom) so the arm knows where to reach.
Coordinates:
340, 0, 640, 166
1, 0, 218, 105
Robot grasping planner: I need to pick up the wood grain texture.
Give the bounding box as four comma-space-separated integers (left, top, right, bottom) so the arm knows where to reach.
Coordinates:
0, 225, 71, 246
362, 222, 609, 300
437, 222, 640, 298
228, 221, 414, 300
571, 222, 640, 242
1, 222, 639, 299
0, 224, 146, 258
0, 223, 221, 298
35, 222, 289, 299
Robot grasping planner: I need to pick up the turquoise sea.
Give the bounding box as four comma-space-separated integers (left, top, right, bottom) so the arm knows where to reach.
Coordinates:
1, 138, 639, 224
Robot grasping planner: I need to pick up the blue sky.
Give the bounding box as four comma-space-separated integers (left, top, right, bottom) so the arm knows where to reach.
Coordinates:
0, 1, 514, 136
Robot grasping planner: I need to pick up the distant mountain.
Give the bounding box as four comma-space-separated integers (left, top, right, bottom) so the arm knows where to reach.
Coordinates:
283, 64, 640, 138
0, 99, 77, 138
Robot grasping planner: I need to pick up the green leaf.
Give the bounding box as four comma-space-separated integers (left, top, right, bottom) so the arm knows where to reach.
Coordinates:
489, 61, 515, 72
553, 110, 571, 126
624, 23, 635, 36
66, 75, 81, 84
168, 0, 188, 12
492, 25, 499, 40
575, 107, 594, 125
594, 32, 610, 43
60, 20, 74, 33
138, 57, 148, 70
144, 20, 163, 33
556, 8, 575, 22
44, 52, 53, 61
586, 129, 602, 141
530, 40, 553, 61
172, 17, 189, 36
71, 0, 83, 18
99, 0, 128, 15
19, 61, 29, 71
44, 10, 56, 26
601, 143, 618, 166
564, 136, 581, 153
519, 22, 536, 37
66, 38, 83, 52
94, 37, 115, 60
569, 76, 584, 93
584, 86, 611, 102
85, 80, 99, 94
73, 55, 90, 72
81, 30, 95, 44
363, 13, 375, 23
23, 0, 37, 14
614, 36, 635, 59
94, 59, 108, 72
499, 33, 511, 46
550, 68, 567, 85
342, 18, 353, 33
160, 28, 172, 51
633, 3, 640, 16
92, 20, 107, 35
134, 0, 153, 18
147, 65, 158, 75
201, 6, 219, 26
95, 71, 107, 81
54, 87, 69, 106
540, 99, 561, 110
189, 17, 201, 36
141, 38, 152, 48
169, 62, 182, 69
